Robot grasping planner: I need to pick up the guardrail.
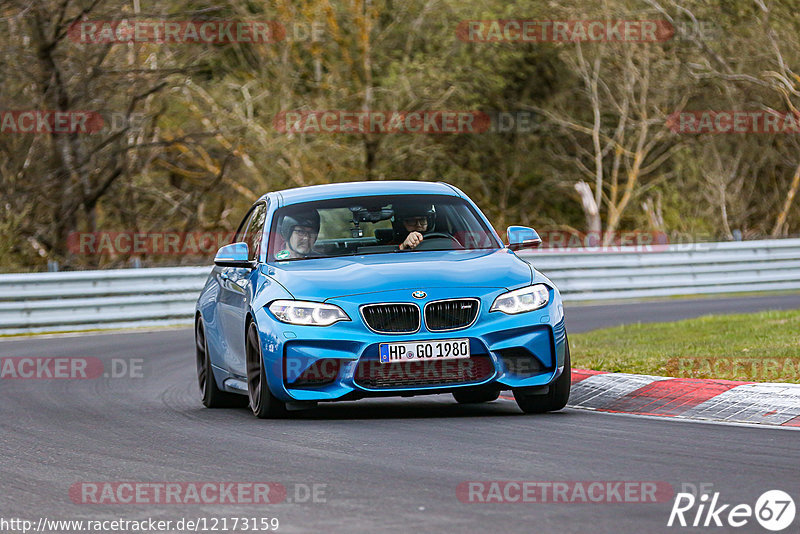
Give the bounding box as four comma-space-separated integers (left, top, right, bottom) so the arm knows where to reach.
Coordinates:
525, 238, 800, 301
0, 266, 210, 335
1, 238, 799, 334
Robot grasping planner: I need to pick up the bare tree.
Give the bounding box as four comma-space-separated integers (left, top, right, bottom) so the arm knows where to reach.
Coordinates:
538, 36, 686, 243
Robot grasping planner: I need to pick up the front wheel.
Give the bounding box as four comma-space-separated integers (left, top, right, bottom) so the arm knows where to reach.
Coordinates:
246, 322, 287, 419
513, 338, 571, 414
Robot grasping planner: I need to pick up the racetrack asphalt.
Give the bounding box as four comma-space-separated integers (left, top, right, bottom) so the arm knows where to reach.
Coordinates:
1, 293, 799, 533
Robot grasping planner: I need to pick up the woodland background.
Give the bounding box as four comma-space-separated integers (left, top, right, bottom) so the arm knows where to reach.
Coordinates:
2, 0, 799, 271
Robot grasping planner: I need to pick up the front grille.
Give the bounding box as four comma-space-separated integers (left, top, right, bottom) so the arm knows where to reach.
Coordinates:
424, 299, 480, 331
354, 355, 494, 389
360, 303, 420, 334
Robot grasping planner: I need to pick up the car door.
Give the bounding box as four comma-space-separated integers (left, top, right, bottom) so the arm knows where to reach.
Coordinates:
217, 202, 267, 376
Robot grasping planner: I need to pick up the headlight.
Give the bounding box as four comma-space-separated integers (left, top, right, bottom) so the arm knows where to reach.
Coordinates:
490, 284, 550, 314
268, 300, 350, 326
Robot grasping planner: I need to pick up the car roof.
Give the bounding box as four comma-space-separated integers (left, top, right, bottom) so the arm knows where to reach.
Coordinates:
260, 180, 462, 207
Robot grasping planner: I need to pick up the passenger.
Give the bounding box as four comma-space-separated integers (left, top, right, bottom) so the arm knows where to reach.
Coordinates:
276, 209, 320, 259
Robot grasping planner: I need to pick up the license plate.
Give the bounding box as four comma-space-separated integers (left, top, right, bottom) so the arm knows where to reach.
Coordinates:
379, 339, 470, 364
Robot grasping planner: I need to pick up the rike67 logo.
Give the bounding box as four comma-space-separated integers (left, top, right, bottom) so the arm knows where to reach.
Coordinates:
668, 489, 796, 531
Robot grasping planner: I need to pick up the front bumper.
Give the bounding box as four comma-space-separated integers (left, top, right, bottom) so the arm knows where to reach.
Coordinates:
251, 286, 567, 402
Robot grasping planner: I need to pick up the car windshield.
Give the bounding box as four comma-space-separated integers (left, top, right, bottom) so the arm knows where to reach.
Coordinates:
268, 194, 500, 261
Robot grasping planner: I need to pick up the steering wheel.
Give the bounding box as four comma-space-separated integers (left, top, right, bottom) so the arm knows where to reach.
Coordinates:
412, 232, 464, 251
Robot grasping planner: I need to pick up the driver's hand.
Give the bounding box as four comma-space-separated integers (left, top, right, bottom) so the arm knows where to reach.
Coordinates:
400, 231, 423, 250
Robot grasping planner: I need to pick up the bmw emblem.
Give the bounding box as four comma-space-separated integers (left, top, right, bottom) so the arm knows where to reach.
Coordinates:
412, 291, 426, 299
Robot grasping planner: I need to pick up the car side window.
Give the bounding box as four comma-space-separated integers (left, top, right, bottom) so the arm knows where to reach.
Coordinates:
233, 207, 256, 245
244, 204, 267, 262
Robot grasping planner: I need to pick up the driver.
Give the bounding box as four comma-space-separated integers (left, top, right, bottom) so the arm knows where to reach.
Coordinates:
391, 202, 436, 250
276, 209, 320, 259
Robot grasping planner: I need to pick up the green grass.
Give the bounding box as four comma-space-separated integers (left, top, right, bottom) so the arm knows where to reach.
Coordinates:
570, 309, 800, 383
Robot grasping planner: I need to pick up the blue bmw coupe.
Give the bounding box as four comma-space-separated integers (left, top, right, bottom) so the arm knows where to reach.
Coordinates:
195, 181, 570, 418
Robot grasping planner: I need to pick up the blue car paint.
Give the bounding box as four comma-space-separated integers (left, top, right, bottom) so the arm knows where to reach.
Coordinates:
267, 249, 534, 301
196, 181, 568, 403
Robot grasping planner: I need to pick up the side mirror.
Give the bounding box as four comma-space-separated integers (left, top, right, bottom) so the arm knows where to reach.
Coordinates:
507, 226, 542, 250
214, 242, 254, 268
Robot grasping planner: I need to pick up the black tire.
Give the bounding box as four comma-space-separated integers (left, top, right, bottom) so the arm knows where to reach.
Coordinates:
452, 387, 501, 404
246, 322, 287, 419
195, 318, 247, 408
513, 338, 571, 414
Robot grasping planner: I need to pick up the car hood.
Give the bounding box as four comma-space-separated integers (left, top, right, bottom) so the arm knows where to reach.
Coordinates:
267, 249, 533, 301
